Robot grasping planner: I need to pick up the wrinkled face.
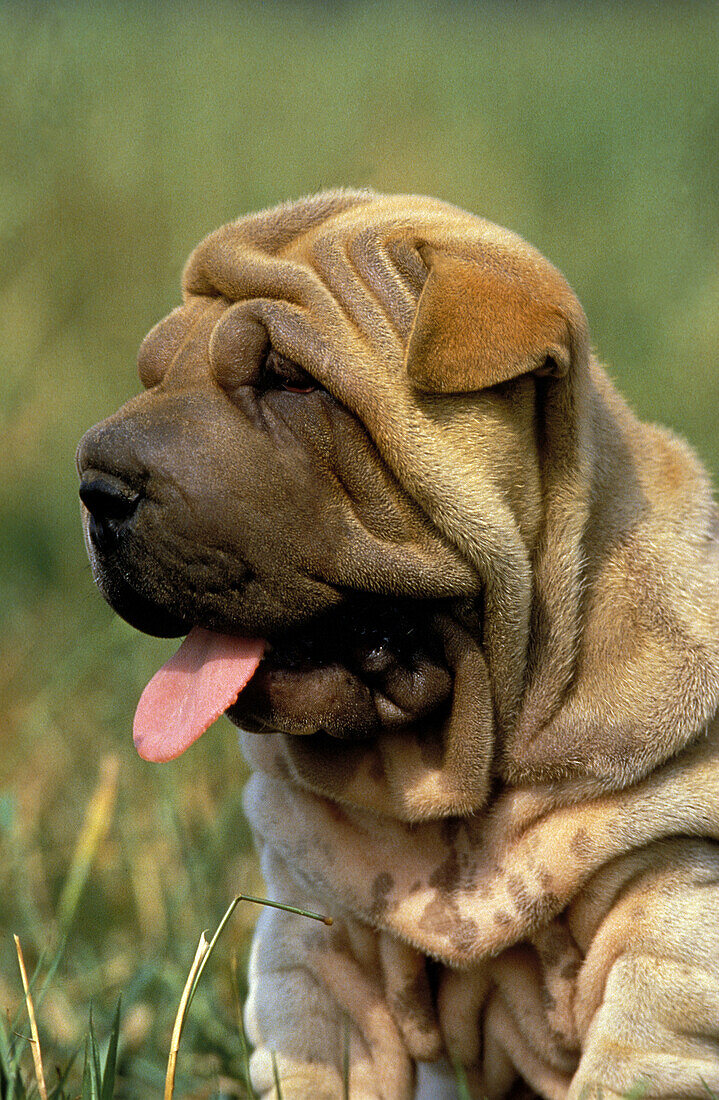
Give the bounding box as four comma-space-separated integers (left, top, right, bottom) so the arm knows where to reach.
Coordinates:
77, 293, 479, 745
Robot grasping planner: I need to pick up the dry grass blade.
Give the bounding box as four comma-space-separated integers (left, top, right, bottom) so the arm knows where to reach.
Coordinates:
164, 933, 211, 1100
185, 894, 332, 1023
164, 893, 332, 1100
56, 754, 120, 934
14, 934, 48, 1100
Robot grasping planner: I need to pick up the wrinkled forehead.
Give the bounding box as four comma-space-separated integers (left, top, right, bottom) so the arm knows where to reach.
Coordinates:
183, 194, 427, 352
177, 192, 532, 399
182, 189, 497, 304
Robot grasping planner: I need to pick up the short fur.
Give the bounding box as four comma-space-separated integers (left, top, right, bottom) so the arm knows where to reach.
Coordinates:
78, 191, 719, 1099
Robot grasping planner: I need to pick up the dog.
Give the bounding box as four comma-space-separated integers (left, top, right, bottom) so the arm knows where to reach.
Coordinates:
77, 191, 719, 1099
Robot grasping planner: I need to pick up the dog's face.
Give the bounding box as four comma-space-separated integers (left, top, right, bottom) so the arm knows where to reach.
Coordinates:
80, 193, 526, 753
79, 190, 715, 808
74, 190, 588, 779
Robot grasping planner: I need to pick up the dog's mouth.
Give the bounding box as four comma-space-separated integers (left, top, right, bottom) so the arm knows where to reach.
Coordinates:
133, 599, 457, 762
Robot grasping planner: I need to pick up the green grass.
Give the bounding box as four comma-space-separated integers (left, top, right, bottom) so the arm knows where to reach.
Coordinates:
1, 1, 718, 1094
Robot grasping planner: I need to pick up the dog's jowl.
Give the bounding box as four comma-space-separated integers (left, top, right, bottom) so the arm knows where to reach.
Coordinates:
78, 191, 719, 1100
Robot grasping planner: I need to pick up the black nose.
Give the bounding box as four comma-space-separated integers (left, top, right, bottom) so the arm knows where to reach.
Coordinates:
79, 471, 140, 553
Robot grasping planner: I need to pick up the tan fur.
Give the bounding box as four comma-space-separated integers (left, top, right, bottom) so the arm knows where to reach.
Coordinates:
125, 191, 719, 1096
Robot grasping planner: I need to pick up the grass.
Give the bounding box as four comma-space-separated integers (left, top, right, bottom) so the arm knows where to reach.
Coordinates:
1, 1, 718, 1095
3, 772, 718, 1097
4, 886, 332, 1099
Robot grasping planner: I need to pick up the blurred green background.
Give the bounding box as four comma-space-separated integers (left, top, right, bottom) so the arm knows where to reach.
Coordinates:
1, 1, 718, 1095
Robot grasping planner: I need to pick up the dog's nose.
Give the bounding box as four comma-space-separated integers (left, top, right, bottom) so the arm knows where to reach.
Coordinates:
79, 471, 140, 553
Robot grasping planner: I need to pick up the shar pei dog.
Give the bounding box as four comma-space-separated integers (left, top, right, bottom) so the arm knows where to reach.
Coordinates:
77, 191, 719, 1099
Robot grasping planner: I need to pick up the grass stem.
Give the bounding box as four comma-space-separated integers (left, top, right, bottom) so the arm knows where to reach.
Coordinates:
164, 934, 210, 1100
14, 935, 48, 1100
165, 893, 331, 1099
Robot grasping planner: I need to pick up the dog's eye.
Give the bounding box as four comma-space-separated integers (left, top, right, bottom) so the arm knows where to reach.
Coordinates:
262, 349, 319, 394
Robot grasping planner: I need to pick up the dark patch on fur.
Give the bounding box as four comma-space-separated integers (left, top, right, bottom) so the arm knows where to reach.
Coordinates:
536, 936, 562, 969
570, 827, 597, 861
429, 847, 461, 893
561, 957, 581, 981
538, 866, 555, 892
418, 895, 478, 952
440, 818, 461, 844
370, 871, 394, 918
506, 873, 561, 929
392, 970, 437, 1033
506, 873, 532, 910
273, 752, 292, 779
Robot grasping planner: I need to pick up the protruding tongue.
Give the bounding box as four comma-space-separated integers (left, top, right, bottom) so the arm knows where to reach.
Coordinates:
133, 626, 265, 762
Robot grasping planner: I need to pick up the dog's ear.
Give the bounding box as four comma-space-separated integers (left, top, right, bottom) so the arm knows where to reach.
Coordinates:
406, 244, 585, 393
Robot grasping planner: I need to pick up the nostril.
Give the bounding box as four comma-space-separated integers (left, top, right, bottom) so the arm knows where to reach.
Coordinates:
79, 472, 141, 552
79, 474, 139, 518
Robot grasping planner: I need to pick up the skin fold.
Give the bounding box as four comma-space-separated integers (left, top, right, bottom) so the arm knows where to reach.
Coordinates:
78, 191, 719, 1099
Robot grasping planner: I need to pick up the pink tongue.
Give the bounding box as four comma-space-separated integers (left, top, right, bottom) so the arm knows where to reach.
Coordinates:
133, 627, 265, 762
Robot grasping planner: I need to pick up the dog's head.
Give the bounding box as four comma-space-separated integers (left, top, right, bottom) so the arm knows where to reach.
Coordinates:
77, 190, 719, 819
